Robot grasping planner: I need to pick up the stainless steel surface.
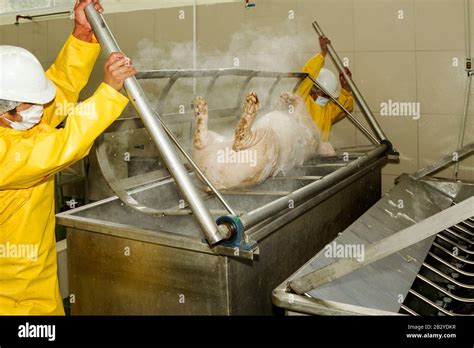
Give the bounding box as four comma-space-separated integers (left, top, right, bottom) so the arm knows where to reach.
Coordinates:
85, 4, 225, 245
288, 196, 474, 295
411, 142, 474, 180
58, 151, 385, 314
273, 175, 474, 316
312, 20, 388, 143
98, 61, 391, 232
239, 145, 387, 229
96, 67, 312, 221
62, 9, 396, 315
95, 131, 236, 217
137, 69, 307, 117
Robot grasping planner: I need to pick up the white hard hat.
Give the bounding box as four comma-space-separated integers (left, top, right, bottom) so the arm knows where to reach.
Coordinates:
315, 68, 340, 99
0, 45, 56, 105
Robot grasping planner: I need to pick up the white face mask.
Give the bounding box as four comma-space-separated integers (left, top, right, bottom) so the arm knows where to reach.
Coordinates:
6, 105, 44, 130
315, 96, 329, 107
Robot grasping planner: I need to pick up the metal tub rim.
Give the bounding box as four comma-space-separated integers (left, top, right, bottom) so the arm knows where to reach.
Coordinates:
57, 149, 387, 253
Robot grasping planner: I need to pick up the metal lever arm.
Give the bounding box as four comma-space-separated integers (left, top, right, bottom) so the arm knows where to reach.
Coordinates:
312, 21, 394, 153
85, 4, 230, 244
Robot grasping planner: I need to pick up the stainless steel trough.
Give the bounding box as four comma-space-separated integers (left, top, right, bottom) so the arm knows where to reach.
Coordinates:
273, 143, 474, 316
55, 6, 395, 315
57, 147, 386, 315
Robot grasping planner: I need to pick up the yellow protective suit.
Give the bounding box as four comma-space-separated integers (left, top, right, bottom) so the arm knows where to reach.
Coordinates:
0, 35, 129, 315
296, 53, 354, 141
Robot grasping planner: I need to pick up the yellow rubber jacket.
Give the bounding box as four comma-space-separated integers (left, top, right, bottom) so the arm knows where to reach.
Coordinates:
0, 35, 129, 315
296, 53, 354, 141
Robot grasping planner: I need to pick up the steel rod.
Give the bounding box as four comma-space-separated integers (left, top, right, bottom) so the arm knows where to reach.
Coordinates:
312, 21, 388, 144
85, 4, 228, 244
411, 142, 474, 179
433, 242, 474, 263
137, 69, 307, 79
400, 304, 419, 316
157, 117, 237, 216
454, 223, 474, 236
306, 75, 380, 145
239, 145, 387, 229
437, 234, 474, 255
416, 274, 474, 303
408, 290, 455, 316
428, 252, 474, 277
443, 228, 474, 245
422, 262, 474, 289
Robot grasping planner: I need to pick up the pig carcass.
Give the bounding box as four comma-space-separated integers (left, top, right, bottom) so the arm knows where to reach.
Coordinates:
192, 92, 326, 190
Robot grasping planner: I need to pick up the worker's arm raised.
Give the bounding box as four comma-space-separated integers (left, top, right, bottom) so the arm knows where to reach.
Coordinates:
330, 68, 354, 124
42, 0, 103, 128
0, 54, 136, 190
42, 36, 101, 128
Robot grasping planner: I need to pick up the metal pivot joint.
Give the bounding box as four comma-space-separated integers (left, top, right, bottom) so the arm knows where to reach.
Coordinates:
85, 4, 229, 245
216, 215, 257, 251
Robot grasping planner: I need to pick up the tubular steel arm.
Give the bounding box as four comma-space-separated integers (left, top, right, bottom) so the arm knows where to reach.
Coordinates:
312, 21, 393, 151
85, 4, 230, 244
411, 142, 474, 180
305, 74, 380, 145
86, 5, 394, 246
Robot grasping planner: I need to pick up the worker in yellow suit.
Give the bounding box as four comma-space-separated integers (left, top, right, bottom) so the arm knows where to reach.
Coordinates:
297, 36, 354, 157
0, 0, 137, 315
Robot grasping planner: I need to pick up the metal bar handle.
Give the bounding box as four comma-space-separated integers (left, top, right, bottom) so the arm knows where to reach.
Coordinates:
306, 75, 380, 145
85, 4, 229, 244
312, 21, 389, 146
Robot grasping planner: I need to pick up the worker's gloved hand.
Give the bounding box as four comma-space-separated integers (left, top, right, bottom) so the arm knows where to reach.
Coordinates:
319, 36, 331, 57
339, 67, 352, 91
103, 53, 138, 91
73, 0, 104, 42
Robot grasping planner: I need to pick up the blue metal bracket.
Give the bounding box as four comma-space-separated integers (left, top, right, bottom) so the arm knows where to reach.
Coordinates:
216, 215, 257, 251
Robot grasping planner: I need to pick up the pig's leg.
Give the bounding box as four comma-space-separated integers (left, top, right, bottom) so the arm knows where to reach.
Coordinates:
194, 96, 210, 150
233, 92, 260, 151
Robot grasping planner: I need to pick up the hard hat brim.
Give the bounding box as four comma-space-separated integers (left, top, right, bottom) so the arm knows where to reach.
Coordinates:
1, 78, 57, 106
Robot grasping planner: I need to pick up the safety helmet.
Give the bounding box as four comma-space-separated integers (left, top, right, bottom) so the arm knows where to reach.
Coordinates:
0, 45, 56, 106
315, 68, 340, 99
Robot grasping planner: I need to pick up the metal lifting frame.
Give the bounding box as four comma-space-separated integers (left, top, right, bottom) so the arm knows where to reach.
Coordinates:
85, 5, 231, 245
86, 4, 394, 246
312, 21, 396, 153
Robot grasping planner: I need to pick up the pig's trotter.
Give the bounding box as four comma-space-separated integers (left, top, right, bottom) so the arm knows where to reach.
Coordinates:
233, 92, 260, 151
194, 96, 209, 150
